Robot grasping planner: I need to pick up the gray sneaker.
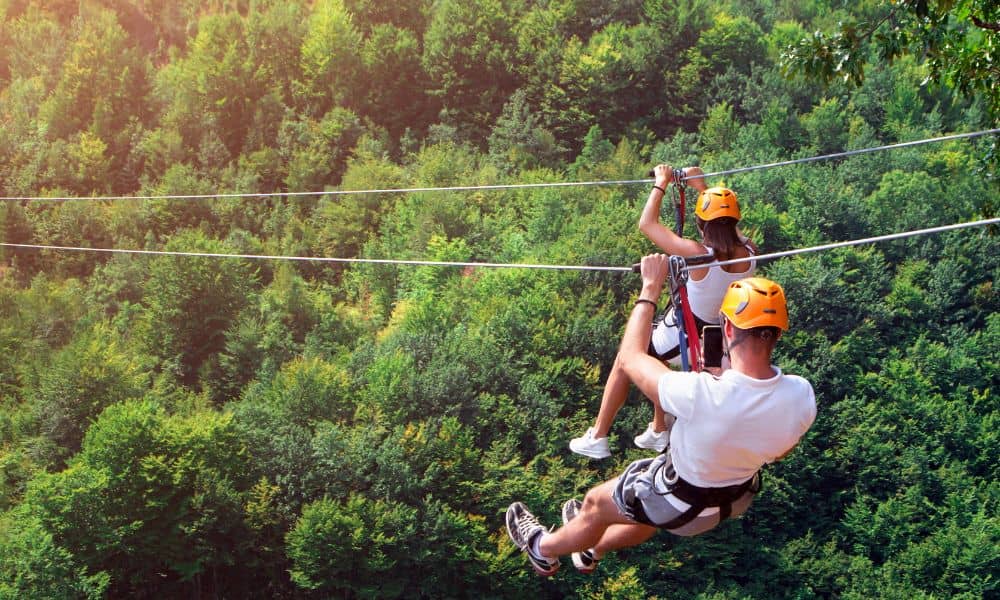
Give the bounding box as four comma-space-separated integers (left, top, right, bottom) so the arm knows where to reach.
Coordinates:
569, 427, 611, 459
561, 499, 597, 573
506, 502, 560, 576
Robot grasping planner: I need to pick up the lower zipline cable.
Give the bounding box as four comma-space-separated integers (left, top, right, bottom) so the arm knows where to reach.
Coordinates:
681, 217, 1000, 272
1, 218, 997, 272
0, 243, 630, 271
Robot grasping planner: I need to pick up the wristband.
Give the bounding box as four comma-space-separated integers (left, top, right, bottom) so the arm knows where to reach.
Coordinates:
634, 298, 658, 309
652, 185, 666, 194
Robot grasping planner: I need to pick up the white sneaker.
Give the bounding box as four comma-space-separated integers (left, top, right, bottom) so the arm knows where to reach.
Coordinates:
633, 422, 669, 452
569, 428, 611, 459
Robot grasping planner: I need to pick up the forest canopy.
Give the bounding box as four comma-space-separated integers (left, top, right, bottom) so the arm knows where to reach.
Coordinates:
0, 0, 997, 598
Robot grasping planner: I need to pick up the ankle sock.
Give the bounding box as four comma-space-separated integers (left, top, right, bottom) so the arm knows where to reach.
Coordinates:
530, 531, 554, 562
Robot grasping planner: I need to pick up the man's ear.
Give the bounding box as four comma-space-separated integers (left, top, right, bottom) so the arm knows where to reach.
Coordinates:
722, 317, 735, 339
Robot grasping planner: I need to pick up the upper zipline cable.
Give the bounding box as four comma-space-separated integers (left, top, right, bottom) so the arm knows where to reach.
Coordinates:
684, 128, 1000, 181
1, 129, 998, 202
2, 217, 997, 271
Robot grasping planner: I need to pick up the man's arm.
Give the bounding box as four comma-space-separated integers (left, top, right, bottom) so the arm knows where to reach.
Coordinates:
618, 254, 673, 403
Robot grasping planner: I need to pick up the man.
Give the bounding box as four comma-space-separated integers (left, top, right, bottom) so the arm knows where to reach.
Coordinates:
506, 253, 816, 576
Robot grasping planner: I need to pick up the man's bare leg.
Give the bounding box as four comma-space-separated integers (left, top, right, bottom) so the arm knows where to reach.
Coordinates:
593, 523, 658, 559
539, 480, 653, 558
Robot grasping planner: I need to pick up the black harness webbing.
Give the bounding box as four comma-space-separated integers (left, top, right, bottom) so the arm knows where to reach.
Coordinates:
632, 460, 762, 530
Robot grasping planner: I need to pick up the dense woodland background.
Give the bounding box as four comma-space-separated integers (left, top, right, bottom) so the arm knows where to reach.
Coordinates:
0, 0, 998, 598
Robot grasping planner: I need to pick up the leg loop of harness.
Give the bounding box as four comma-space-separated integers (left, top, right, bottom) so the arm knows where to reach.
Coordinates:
647, 459, 761, 530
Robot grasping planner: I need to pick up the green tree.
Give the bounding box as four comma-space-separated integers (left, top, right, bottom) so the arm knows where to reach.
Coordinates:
801, 97, 849, 155
422, 0, 522, 142
139, 231, 258, 386
695, 12, 767, 76
782, 0, 1000, 120
359, 23, 437, 140
3, 5, 67, 88
21, 400, 251, 597
344, 0, 430, 31
569, 124, 615, 177
488, 88, 566, 172
32, 322, 149, 465
279, 106, 365, 191
294, 0, 362, 116
36, 8, 149, 192
699, 101, 739, 152
286, 494, 417, 597
0, 510, 109, 600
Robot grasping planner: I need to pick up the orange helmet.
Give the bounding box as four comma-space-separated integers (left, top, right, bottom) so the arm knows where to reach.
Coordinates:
719, 277, 789, 331
695, 187, 740, 221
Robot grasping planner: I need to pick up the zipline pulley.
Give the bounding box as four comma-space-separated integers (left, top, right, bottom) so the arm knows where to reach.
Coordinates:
669, 168, 686, 236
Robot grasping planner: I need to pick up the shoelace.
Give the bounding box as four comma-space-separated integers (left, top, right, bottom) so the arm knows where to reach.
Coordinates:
516, 511, 543, 545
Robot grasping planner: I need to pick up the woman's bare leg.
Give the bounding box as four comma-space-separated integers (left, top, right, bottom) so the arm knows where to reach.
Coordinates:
651, 402, 675, 434
592, 355, 631, 438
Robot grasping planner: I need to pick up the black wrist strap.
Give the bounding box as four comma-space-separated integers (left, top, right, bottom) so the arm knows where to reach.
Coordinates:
634, 298, 658, 309
652, 185, 666, 194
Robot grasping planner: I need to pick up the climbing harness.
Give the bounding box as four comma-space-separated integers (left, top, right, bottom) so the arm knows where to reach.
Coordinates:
648, 454, 761, 529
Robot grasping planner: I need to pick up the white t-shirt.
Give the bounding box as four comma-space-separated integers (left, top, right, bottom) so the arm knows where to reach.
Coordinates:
657, 367, 816, 487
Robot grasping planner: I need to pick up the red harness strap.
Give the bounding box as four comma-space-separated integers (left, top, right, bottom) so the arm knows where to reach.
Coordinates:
676, 285, 702, 372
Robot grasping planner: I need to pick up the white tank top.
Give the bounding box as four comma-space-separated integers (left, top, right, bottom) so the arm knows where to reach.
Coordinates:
686, 242, 756, 323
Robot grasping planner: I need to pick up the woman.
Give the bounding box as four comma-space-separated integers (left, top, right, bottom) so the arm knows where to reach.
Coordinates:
570, 163, 757, 459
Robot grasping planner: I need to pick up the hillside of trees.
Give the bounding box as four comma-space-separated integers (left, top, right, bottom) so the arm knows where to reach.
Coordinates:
0, 0, 998, 598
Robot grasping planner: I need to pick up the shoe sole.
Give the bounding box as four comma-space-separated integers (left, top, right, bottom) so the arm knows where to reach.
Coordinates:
634, 440, 668, 452
529, 560, 559, 577
561, 500, 597, 574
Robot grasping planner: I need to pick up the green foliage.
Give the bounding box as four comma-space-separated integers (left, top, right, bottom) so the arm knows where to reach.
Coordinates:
18, 400, 252, 597
489, 88, 566, 172
359, 23, 437, 140
781, 0, 1000, 118
296, 0, 362, 116
286, 494, 417, 596
139, 231, 259, 385
801, 97, 848, 154
31, 322, 149, 465
422, 0, 521, 141
37, 8, 149, 142
695, 12, 767, 76
0, 510, 109, 599
699, 102, 739, 152
1, 2, 998, 597
246, 356, 352, 425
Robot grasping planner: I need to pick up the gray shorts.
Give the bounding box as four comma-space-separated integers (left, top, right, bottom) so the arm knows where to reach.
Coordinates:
612, 453, 756, 536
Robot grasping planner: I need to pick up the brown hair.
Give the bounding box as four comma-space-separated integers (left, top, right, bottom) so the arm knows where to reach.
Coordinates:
696, 216, 742, 259
726, 320, 781, 354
